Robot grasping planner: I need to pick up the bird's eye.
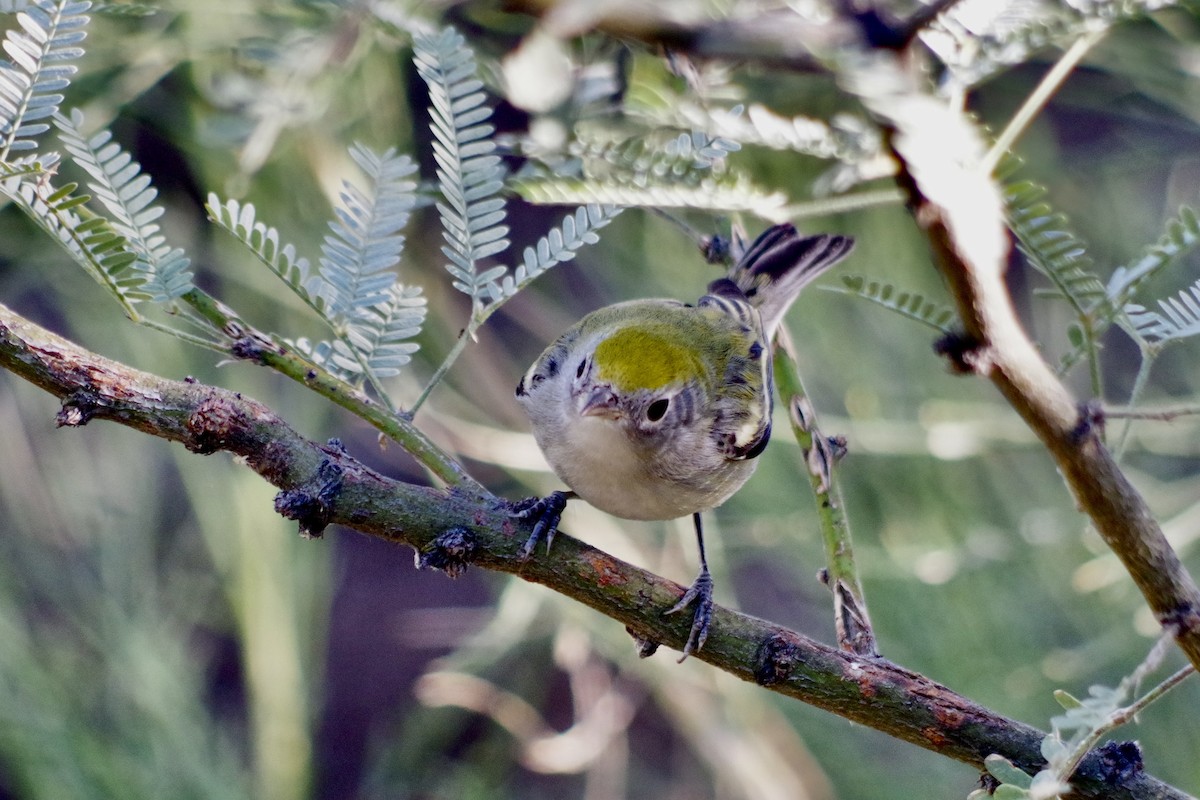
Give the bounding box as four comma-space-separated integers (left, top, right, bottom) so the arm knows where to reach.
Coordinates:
575, 359, 587, 379
646, 398, 670, 422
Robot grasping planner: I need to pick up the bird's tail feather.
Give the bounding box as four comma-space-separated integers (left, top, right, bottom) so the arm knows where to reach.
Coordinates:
719, 223, 855, 337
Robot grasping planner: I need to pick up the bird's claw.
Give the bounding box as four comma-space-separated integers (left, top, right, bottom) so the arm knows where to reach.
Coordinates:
508, 491, 570, 559
665, 566, 714, 660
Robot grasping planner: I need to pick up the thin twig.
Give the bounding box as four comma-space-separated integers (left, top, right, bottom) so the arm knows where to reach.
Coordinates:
982, 25, 1109, 174
774, 329, 876, 656
408, 323, 474, 419
178, 287, 486, 494
779, 187, 904, 220
1106, 403, 1200, 422
1059, 664, 1195, 784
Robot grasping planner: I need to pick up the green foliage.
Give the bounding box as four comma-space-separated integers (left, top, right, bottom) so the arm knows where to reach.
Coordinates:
2, 173, 144, 316
1118, 208, 1200, 344
1109, 207, 1200, 310
413, 26, 509, 308
1005, 178, 1200, 413
5, 3, 1200, 800
208, 144, 427, 390
514, 128, 785, 216
206, 195, 324, 309
972, 638, 1193, 800
0, 156, 41, 177
966, 753, 1036, 799
0, 0, 88, 158
1126, 278, 1200, 344
54, 109, 193, 303
627, 69, 884, 195
927, 0, 1181, 90
318, 145, 417, 318
1005, 177, 1124, 385
3, 7, 628, 409
1006, 179, 1106, 318
309, 144, 425, 383
1, 3, 195, 318
490, 203, 623, 301
830, 274, 958, 333
88, 2, 157, 15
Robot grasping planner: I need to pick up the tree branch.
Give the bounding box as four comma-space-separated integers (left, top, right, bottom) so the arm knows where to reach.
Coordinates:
0, 303, 1190, 799
838, 44, 1200, 672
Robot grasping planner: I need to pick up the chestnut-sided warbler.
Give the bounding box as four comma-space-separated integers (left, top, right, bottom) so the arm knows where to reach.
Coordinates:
513, 223, 854, 657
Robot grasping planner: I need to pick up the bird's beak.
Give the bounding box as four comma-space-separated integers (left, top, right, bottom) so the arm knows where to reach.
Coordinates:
577, 385, 621, 419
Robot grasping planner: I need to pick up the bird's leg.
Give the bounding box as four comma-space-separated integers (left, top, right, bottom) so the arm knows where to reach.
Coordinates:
665, 512, 715, 660
508, 491, 574, 558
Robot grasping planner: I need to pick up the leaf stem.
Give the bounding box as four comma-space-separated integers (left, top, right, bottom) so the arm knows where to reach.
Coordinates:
983, 25, 1108, 174
1106, 401, 1200, 422
136, 317, 229, 353
1112, 342, 1158, 461
774, 328, 876, 656
778, 187, 904, 219
179, 287, 486, 494
408, 320, 475, 419
1059, 664, 1195, 784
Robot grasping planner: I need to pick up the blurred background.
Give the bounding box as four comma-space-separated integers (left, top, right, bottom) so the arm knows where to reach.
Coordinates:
2, 1, 1200, 798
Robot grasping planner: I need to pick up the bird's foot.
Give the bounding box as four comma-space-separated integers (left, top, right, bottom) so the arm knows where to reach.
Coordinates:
665, 565, 714, 661
508, 491, 571, 559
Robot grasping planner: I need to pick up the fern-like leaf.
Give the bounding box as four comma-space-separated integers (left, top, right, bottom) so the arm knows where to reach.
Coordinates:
490, 204, 622, 301
323, 283, 426, 379
206, 194, 324, 309
55, 109, 192, 302
0, 155, 45, 178
1005, 179, 1106, 316
309, 143, 423, 384
516, 177, 788, 218
516, 129, 785, 216
209, 145, 425, 390
1108, 206, 1200, 308
831, 275, 958, 333
2, 174, 142, 316
413, 27, 510, 306
1126, 279, 1200, 344
318, 143, 417, 319
0, 0, 90, 158
648, 100, 878, 165
574, 130, 739, 185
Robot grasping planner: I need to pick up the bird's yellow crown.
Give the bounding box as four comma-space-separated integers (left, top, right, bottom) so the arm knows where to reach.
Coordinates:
592, 323, 709, 393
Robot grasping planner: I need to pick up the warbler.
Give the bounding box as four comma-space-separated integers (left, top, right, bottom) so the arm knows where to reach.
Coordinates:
513, 223, 854, 657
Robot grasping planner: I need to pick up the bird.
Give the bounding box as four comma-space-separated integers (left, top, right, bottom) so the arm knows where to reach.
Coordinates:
512, 223, 854, 658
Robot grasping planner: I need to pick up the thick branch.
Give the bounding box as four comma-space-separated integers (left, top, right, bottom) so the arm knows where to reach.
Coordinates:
839, 45, 1200, 671
0, 304, 1189, 799
920, 186, 1200, 656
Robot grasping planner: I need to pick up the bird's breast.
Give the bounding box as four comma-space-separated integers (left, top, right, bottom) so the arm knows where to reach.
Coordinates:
540, 416, 755, 521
